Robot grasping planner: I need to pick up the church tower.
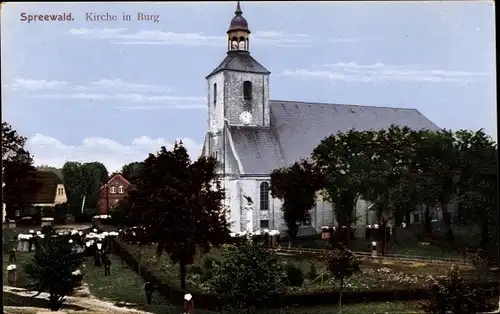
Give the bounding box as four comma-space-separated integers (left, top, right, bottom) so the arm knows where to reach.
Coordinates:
206, 1, 271, 132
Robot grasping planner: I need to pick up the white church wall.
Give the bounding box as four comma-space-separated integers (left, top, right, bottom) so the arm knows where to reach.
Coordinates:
223, 129, 242, 175
263, 75, 270, 126
226, 179, 241, 232
207, 73, 226, 132
313, 191, 335, 231
224, 71, 269, 126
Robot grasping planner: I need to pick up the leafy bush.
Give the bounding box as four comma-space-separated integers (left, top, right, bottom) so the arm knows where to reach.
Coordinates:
24, 227, 84, 311
188, 264, 203, 274
307, 262, 317, 281
209, 242, 286, 310
202, 255, 221, 271
286, 263, 305, 286
201, 269, 215, 283
420, 264, 493, 314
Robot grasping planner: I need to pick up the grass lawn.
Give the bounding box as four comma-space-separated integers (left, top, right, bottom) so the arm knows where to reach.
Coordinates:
82, 255, 186, 314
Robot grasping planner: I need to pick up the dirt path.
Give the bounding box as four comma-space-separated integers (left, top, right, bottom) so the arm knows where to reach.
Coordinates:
3, 285, 153, 313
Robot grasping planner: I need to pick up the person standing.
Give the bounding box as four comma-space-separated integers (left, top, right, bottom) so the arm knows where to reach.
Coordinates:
103, 256, 112, 276
144, 281, 154, 304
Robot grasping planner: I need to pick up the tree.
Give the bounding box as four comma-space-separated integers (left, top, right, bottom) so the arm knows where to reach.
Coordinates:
422, 130, 460, 240
121, 162, 143, 184
36, 165, 63, 179
270, 159, 323, 248
455, 129, 497, 250
209, 242, 285, 311
363, 126, 422, 248
2, 122, 42, 220
420, 264, 492, 314
312, 130, 377, 246
135, 142, 230, 290
81, 162, 108, 209
2, 121, 30, 161
109, 199, 131, 227
326, 244, 361, 313
62, 162, 85, 215
25, 227, 84, 311
62, 161, 108, 216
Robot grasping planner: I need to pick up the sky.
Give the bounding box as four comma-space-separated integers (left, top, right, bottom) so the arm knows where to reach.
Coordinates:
1, 1, 496, 172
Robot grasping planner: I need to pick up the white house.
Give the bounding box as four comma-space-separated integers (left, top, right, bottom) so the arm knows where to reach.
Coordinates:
201, 2, 441, 234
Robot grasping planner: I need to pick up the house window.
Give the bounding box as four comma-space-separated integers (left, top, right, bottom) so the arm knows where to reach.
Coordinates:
243, 81, 252, 100
260, 219, 269, 229
118, 186, 124, 194
110, 186, 116, 194
260, 182, 270, 211
213, 83, 217, 107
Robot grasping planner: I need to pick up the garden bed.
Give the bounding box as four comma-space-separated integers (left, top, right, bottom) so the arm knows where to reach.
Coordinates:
120, 241, 497, 294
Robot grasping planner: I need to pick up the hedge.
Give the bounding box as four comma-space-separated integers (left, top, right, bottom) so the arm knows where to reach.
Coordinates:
95, 222, 499, 310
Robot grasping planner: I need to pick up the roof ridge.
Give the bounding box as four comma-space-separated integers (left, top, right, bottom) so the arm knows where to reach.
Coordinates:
269, 99, 419, 111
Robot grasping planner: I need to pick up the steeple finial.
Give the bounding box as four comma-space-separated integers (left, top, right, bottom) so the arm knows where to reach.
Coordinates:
235, 1, 242, 16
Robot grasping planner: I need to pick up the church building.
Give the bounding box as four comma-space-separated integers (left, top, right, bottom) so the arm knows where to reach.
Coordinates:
201, 2, 441, 234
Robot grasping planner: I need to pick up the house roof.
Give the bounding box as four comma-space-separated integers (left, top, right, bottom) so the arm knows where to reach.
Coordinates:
229, 100, 441, 175
100, 173, 131, 190
206, 51, 270, 78
27, 171, 63, 204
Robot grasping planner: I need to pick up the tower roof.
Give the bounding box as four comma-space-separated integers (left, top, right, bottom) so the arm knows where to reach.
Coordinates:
228, 1, 249, 33
206, 52, 270, 78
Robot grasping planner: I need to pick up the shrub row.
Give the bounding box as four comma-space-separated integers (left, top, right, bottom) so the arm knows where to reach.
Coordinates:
96, 222, 499, 310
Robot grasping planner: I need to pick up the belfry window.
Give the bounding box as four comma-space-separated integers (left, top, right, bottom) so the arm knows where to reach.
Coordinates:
260, 182, 270, 211
231, 37, 238, 51
238, 36, 246, 51
213, 83, 217, 107
243, 81, 252, 100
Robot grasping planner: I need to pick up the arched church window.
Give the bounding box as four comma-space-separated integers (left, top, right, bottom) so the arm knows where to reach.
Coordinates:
231, 37, 238, 50
213, 83, 217, 107
260, 182, 270, 211
243, 81, 252, 100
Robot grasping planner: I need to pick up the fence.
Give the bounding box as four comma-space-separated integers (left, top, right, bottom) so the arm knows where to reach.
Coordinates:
271, 247, 470, 265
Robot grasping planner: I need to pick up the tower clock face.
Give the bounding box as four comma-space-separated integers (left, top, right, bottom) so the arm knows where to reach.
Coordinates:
239, 111, 252, 125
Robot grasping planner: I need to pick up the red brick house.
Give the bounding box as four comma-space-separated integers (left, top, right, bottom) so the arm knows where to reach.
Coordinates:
98, 173, 132, 215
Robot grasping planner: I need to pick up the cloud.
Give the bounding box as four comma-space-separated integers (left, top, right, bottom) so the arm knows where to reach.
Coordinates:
68, 28, 356, 47
8, 78, 170, 92
26, 134, 203, 173
7, 78, 205, 109
281, 62, 490, 84
116, 104, 206, 111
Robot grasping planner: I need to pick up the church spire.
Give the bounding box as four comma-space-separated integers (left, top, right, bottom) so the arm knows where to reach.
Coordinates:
235, 1, 242, 15
227, 1, 250, 53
